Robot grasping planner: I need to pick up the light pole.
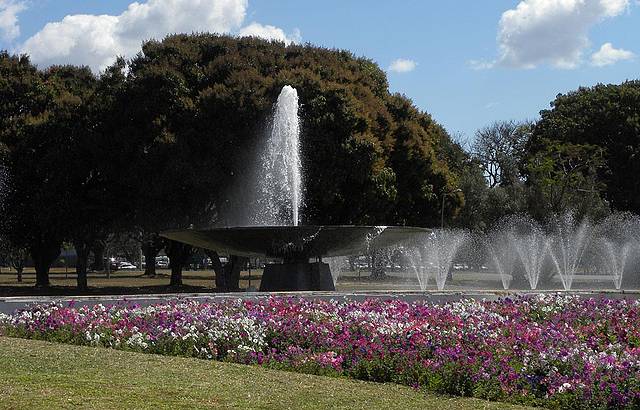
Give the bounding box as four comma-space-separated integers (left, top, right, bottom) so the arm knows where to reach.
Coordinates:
441, 188, 462, 229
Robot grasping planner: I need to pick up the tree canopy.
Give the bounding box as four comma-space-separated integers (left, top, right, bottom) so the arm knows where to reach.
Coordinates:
530, 81, 640, 215
0, 35, 463, 288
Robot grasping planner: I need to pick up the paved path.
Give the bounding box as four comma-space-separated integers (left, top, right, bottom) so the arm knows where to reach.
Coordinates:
1, 290, 639, 314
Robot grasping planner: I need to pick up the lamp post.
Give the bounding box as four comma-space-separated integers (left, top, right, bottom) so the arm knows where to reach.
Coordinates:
441, 188, 462, 229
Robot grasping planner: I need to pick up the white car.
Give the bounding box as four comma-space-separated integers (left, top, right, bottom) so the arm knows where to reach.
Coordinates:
117, 262, 137, 270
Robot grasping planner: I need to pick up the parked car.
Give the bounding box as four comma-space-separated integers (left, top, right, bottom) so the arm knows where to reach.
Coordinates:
117, 261, 137, 270
154, 255, 169, 268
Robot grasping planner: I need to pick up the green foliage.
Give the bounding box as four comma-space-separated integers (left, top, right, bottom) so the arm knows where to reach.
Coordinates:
525, 139, 609, 221
530, 81, 640, 215
472, 120, 532, 188
122, 34, 461, 227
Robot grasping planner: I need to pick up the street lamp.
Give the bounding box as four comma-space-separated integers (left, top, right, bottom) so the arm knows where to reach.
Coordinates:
441, 188, 462, 229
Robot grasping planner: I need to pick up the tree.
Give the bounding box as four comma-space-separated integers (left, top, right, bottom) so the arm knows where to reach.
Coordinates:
531, 81, 640, 214
0, 236, 28, 282
120, 35, 462, 233
525, 140, 609, 221
472, 120, 532, 188
41, 65, 102, 290
0, 53, 67, 287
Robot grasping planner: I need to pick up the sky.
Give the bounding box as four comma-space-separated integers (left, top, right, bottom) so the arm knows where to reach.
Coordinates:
1, 0, 638, 141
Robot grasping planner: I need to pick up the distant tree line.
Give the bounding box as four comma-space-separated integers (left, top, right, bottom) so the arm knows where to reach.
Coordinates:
455, 81, 640, 230
0, 35, 463, 289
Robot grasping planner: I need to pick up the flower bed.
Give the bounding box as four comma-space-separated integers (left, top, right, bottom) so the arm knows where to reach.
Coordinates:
2, 295, 640, 408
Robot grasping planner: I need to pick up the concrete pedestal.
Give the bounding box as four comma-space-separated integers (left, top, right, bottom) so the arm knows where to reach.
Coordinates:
259, 262, 335, 291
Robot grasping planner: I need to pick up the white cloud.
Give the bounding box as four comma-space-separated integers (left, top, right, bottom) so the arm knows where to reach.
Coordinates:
0, 0, 26, 42
238, 22, 300, 45
591, 42, 635, 66
20, 0, 298, 72
496, 0, 630, 69
388, 58, 417, 73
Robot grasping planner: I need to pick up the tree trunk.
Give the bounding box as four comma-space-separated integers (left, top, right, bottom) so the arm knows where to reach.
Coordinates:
91, 240, 106, 271
370, 250, 387, 280
349, 257, 356, 271
74, 240, 91, 290
165, 240, 192, 287
225, 255, 246, 291
10, 257, 26, 283
30, 240, 61, 288
206, 250, 246, 291
143, 235, 164, 277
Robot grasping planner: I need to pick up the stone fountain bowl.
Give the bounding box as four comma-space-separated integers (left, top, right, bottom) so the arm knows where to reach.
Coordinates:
161, 225, 431, 260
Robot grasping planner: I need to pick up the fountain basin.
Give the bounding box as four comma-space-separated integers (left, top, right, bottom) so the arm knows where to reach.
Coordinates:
161, 225, 430, 260
161, 225, 430, 291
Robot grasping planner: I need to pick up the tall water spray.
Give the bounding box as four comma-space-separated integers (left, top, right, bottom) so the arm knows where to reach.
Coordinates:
255, 85, 303, 226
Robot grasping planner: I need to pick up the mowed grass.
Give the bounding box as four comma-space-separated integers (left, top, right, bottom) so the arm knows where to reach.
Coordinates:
0, 337, 534, 410
0, 269, 262, 296
0, 268, 427, 295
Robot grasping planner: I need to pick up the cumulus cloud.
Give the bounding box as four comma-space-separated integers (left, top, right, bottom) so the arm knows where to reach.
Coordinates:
591, 42, 635, 66
388, 58, 417, 73
0, 0, 26, 42
238, 22, 300, 44
497, 0, 630, 69
20, 0, 298, 72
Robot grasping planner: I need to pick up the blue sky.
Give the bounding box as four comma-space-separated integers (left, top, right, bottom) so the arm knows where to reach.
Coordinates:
1, 0, 638, 141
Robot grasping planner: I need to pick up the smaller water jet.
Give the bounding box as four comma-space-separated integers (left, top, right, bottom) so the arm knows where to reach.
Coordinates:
596, 238, 634, 289
486, 232, 517, 290
592, 212, 640, 289
511, 216, 548, 290
410, 229, 467, 291
547, 212, 593, 290
513, 232, 548, 290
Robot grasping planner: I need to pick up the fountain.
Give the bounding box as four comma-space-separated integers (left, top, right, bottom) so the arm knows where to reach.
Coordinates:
162, 85, 430, 291
161, 85, 640, 293
486, 231, 517, 290
592, 212, 640, 289
547, 212, 593, 290
596, 239, 633, 289
407, 229, 467, 291
512, 225, 548, 290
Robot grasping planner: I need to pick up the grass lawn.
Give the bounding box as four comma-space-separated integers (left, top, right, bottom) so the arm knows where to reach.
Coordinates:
0, 337, 534, 410
0, 269, 261, 296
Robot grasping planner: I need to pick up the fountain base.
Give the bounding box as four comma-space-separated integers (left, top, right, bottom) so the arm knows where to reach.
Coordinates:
259, 262, 335, 291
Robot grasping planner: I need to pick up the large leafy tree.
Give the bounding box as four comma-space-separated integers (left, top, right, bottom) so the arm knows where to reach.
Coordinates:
0, 53, 69, 287
530, 81, 640, 214
42, 65, 101, 290
123, 35, 462, 231
0, 54, 125, 289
